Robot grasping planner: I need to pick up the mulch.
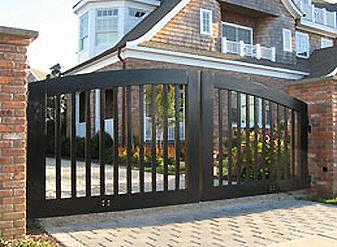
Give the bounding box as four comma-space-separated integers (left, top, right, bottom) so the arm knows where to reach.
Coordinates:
0, 220, 62, 247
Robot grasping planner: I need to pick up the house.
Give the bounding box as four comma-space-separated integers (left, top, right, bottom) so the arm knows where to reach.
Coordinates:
63, 0, 337, 139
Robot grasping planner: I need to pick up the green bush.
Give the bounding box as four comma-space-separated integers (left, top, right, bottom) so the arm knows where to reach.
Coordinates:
0, 239, 54, 247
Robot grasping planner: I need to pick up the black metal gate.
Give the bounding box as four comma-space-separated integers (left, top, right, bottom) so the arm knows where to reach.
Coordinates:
27, 69, 309, 219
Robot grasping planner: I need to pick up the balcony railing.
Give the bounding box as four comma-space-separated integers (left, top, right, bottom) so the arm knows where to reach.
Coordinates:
294, 0, 337, 30
221, 38, 276, 62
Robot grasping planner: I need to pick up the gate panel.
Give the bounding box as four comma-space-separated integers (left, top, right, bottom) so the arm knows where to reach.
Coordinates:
27, 69, 201, 218
200, 72, 309, 201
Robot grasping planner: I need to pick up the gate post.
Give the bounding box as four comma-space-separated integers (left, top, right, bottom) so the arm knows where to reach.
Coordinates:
27, 82, 46, 218
0, 26, 38, 240
186, 70, 202, 201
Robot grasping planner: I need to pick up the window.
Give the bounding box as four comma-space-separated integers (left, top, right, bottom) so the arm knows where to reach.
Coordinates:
222, 22, 253, 44
129, 8, 146, 18
321, 37, 333, 49
296, 32, 310, 58
200, 9, 212, 36
79, 13, 89, 51
283, 29, 292, 52
95, 9, 119, 46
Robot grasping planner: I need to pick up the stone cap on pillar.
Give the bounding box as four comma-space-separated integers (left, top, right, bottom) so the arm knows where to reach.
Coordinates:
0, 25, 38, 41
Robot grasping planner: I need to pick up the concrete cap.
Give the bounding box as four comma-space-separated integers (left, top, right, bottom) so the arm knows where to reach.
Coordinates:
0, 26, 38, 39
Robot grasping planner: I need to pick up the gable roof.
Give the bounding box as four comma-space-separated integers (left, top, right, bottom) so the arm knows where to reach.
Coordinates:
309, 46, 337, 78
65, 0, 183, 74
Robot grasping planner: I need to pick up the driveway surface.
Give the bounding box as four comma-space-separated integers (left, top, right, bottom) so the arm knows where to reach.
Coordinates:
40, 192, 337, 247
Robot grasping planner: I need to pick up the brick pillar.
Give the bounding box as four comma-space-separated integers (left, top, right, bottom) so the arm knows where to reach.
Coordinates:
288, 78, 337, 197
0, 26, 38, 240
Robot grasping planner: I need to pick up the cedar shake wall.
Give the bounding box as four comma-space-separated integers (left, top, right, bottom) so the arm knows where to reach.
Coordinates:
145, 0, 336, 67
0, 27, 37, 240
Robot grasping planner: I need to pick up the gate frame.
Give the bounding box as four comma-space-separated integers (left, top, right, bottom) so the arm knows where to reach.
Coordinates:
27, 69, 309, 219
200, 72, 310, 201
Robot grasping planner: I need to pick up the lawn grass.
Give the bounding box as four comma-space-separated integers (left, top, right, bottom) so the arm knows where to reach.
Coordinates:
306, 196, 337, 205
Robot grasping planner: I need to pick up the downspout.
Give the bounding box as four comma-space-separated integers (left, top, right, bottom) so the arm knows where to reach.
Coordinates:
118, 47, 127, 145
117, 47, 126, 70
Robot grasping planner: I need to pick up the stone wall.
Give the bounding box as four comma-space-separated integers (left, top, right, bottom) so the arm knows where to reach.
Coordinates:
0, 26, 37, 240
288, 78, 337, 196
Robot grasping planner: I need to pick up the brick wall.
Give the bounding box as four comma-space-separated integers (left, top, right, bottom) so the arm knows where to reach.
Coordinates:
287, 78, 337, 196
0, 26, 37, 240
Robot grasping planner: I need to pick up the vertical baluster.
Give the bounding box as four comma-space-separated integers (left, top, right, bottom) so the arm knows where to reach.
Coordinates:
139, 85, 145, 193
261, 99, 266, 182
127, 86, 132, 194
113, 88, 119, 195
163, 85, 169, 191
151, 85, 157, 192
85, 91, 91, 197
237, 93, 242, 184
277, 104, 281, 181
254, 97, 258, 182
175, 85, 181, 191
70, 93, 77, 198
55, 96, 61, 199
291, 110, 295, 178
245, 94, 250, 182
99, 90, 105, 196
284, 108, 289, 180
269, 101, 274, 181
218, 90, 224, 186
227, 91, 233, 186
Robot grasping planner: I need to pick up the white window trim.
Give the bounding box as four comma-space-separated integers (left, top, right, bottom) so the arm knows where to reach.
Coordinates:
296, 31, 310, 59
221, 21, 254, 44
200, 8, 213, 36
321, 37, 334, 48
282, 28, 292, 52
95, 8, 119, 47
79, 12, 89, 51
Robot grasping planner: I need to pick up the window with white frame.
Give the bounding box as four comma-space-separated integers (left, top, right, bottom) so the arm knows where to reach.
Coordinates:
126, 8, 147, 33
222, 22, 253, 44
283, 29, 292, 52
129, 8, 147, 18
95, 9, 119, 46
296, 32, 310, 58
200, 9, 212, 36
321, 37, 334, 49
79, 13, 89, 51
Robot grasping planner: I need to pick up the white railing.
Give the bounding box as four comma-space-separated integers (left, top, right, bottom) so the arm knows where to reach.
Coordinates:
222, 38, 276, 62
294, 0, 337, 29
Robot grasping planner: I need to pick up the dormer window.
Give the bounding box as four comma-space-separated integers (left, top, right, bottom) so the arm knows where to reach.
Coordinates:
79, 13, 89, 51
95, 9, 119, 47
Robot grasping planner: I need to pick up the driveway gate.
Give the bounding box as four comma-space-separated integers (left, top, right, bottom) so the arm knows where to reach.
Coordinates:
27, 69, 309, 218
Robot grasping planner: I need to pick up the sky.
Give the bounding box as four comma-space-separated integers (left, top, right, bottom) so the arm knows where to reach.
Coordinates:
0, 0, 336, 73
0, 0, 78, 72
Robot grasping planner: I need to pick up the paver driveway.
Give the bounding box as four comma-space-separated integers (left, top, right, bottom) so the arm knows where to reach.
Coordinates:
40, 192, 337, 247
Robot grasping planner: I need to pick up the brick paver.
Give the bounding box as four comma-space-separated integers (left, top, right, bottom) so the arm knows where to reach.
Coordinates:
40, 192, 337, 247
